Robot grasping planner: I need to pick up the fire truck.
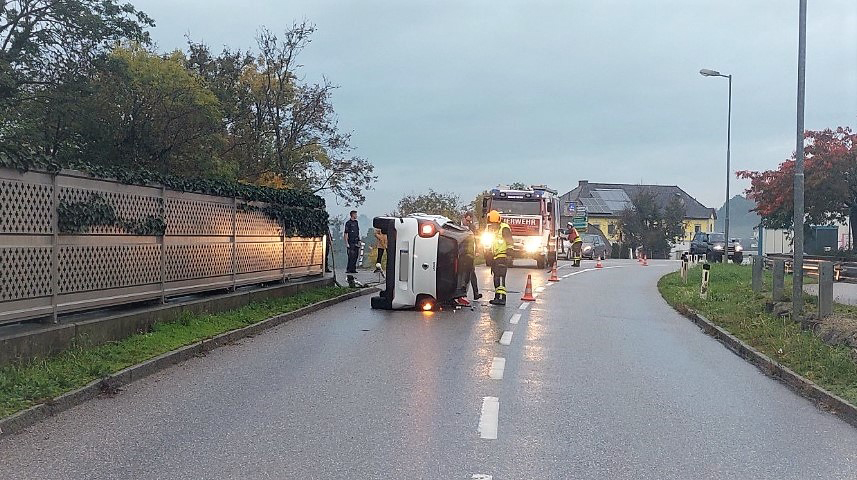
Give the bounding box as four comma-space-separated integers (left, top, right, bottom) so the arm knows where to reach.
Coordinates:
480, 185, 561, 269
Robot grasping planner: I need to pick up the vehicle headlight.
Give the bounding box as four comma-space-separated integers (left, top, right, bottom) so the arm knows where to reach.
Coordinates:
583, 245, 592, 252
734, 244, 743, 252
524, 237, 541, 253
713, 245, 724, 250
480, 231, 494, 248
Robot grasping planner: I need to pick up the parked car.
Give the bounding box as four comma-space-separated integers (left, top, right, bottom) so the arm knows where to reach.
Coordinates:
565, 233, 610, 260
689, 231, 743, 264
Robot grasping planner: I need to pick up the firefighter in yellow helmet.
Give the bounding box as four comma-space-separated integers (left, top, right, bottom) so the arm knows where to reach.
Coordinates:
486, 210, 513, 306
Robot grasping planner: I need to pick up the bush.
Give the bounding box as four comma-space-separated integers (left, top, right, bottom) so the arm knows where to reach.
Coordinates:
611, 242, 621, 259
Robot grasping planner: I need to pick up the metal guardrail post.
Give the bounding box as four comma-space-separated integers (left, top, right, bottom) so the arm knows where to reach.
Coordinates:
231, 197, 237, 291
819, 261, 833, 318
159, 186, 166, 304
49, 173, 59, 323
752, 255, 763, 293
772, 259, 786, 302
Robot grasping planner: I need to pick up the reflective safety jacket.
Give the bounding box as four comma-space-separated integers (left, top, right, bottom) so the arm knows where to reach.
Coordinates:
493, 222, 512, 259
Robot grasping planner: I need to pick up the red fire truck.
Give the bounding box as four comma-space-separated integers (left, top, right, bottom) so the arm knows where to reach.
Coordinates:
480, 185, 561, 269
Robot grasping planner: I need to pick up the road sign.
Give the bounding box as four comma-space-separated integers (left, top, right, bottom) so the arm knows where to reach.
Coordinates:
566, 202, 576, 214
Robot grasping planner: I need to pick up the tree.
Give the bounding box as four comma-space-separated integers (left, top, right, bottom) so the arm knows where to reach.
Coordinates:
738, 127, 857, 241
509, 182, 527, 190
469, 190, 490, 219
66, 44, 223, 176
0, 0, 153, 154
203, 23, 376, 206
394, 189, 463, 220
618, 189, 685, 259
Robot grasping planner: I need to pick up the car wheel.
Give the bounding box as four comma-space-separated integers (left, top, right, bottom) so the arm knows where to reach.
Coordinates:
733, 252, 743, 264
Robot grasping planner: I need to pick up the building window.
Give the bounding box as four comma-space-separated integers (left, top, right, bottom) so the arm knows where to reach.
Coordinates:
608, 223, 616, 236
695, 224, 701, 233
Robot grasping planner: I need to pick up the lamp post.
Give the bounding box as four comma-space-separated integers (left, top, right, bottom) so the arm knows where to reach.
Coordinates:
700, 68, 733, 259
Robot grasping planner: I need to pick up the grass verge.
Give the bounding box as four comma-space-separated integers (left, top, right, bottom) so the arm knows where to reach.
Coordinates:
0, 286, 351, 419
659, 264, 857, 405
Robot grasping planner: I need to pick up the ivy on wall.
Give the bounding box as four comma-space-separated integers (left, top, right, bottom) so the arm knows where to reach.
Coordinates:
2, 149, 329, 237
58, 194, 167, 236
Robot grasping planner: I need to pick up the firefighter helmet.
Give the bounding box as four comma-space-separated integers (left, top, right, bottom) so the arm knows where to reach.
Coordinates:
487, 210, 501, 223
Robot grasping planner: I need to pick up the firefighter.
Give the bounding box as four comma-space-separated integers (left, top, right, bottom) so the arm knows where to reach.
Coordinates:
487, 210, 513, 306
568, 222, 583, 267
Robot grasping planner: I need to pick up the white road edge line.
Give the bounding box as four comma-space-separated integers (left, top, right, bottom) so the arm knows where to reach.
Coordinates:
478, 396, 500, 440
535, 286, 545, 293
510, 313, 521, 325
489, 357, 506, 380
499, 331, 513, 345
519, 303, 530, 310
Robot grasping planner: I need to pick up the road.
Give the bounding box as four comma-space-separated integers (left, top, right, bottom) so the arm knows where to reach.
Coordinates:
3, 259, 857, 479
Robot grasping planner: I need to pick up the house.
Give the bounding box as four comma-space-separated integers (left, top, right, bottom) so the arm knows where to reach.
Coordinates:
559, 180, 716, 245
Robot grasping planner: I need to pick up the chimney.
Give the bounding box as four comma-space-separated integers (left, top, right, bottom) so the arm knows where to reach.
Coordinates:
578, 180, 589, 188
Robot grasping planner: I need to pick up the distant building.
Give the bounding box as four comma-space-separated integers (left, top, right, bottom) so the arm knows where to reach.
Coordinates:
559, 180, 716, 245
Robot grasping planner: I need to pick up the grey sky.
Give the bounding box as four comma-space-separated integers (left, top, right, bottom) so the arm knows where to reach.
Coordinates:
132, 0, 857, 221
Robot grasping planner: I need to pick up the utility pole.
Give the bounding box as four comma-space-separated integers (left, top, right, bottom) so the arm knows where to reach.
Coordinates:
792, 0, 807, 319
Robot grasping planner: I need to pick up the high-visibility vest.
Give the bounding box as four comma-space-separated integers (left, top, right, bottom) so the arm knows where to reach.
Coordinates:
493, 223, 511, 258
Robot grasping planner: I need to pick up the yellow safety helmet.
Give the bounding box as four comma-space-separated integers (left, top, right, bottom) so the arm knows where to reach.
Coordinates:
487, 210, 501, 223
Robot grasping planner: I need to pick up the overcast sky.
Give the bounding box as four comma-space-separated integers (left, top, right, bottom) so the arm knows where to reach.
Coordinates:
132, 0, 856, 221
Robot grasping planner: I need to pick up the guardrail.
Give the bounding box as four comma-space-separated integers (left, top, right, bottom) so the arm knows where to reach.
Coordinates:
0, 168, 325, 326
764, 253, 853, 282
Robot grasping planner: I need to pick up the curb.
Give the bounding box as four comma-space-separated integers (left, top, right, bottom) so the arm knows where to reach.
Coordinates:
679, 308, 857, 428
0, 287, 379, 438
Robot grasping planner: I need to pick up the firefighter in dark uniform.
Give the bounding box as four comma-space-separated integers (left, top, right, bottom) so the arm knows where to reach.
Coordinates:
486, 210, 513, 306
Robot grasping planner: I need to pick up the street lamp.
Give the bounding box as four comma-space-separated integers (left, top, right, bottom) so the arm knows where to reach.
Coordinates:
700, 68, 733, 259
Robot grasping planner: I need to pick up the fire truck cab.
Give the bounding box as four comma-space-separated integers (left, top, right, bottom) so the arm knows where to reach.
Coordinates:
480, 185, 561, 269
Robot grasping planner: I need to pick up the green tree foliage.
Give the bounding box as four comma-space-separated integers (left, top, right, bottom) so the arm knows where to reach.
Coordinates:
0, 8, 375, 208
618, 189, 686, 259
184, 23, 376, 205
394, 189, 463, 220
68, 45, 223, 177
0, 0, 153, 152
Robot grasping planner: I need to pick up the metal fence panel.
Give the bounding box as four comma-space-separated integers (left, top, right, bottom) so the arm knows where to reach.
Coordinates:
0, 168, 324, 325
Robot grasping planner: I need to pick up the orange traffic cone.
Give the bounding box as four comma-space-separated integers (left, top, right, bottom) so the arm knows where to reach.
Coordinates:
548, 263, 560, 282
596, 259, 603, 269
642, 255, 648, 266
521, 274, 537, 301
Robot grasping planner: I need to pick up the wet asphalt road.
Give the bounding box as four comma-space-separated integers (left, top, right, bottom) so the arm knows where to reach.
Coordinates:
3, 259, 857, 479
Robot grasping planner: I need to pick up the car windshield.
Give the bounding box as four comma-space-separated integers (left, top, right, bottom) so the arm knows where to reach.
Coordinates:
709, 233, 725, 242
489, 199, 541, 215
581, 234, 599, 243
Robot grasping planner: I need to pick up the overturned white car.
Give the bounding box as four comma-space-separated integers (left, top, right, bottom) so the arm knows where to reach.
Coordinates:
371, 214, 474, 310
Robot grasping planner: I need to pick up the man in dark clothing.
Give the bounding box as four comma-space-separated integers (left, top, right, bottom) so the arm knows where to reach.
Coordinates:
461, 212, 482, 300
344, 210, 360, 273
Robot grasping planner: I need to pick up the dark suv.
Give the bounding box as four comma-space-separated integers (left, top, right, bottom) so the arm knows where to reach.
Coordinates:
689, 232, 743, 264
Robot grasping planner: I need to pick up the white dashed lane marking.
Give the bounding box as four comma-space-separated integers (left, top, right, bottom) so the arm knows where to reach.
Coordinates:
510, 313, 521, 325
478, 397, 500, 439
499, 331, 513, 345
535, 286, 545, 293
519, 302, 530, 310
472, 474, 493, 479
489, 357, 506, 380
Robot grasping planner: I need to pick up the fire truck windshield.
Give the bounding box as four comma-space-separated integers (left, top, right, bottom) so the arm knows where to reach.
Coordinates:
490, 199, 541, 216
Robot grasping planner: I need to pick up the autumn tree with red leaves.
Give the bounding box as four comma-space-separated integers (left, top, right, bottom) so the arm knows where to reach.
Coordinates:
738, 127, 857, 241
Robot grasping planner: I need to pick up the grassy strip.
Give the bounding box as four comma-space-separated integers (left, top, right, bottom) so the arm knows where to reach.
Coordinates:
0, 286, 351, 418
659, 264, 857, 405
